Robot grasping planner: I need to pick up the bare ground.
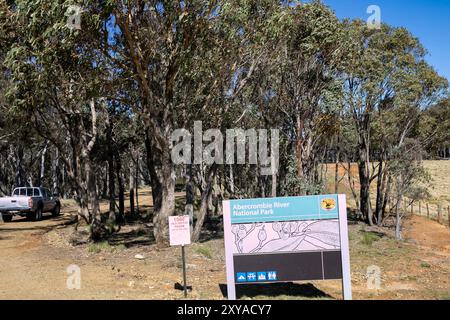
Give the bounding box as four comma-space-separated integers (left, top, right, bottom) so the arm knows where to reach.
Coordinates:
1, 193, 449, 300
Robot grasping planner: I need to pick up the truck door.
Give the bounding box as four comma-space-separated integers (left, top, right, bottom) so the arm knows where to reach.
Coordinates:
41, 189, 50, 211
44, 188, 55, 212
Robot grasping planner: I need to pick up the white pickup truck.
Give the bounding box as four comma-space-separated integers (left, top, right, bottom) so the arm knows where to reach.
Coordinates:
0, 187, 60, 222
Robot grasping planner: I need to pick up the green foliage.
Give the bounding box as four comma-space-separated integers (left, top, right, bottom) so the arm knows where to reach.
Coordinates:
283, 157, 324, 196
194, 245, 213, 259
0, 0, 448, 242
360, 231, 382, 246
88, 241, 125, 253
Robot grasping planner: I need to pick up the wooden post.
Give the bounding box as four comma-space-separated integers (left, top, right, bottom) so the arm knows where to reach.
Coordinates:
419, 202, 422, 216
447, 205, 450, 227
437, 204, 443, 224
426, 203, 430, 219
410, 202, 414, 215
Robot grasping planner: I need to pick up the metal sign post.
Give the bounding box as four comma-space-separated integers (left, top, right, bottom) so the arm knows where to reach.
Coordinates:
169, 215, 191, 298
181, 244, 187, 298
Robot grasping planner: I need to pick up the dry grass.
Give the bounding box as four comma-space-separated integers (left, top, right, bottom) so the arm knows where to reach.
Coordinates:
423, 161, 450, 205
324, 160, 450, 223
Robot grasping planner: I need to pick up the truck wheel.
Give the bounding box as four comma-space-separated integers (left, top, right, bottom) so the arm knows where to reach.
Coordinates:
32, 207, 43, 221
52, 204, 61, 217
2, 214, 13, 222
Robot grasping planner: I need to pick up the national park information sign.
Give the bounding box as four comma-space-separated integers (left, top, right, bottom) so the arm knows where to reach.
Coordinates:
223, 194, 352, 300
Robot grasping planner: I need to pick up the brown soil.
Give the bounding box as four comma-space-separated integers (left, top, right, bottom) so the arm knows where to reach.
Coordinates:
1, 193, 449, 300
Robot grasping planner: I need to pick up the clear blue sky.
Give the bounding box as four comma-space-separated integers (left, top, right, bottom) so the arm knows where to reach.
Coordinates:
312, 0, 450, 81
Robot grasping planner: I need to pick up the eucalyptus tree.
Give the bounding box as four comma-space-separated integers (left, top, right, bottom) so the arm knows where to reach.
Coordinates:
339, 20, 448, 225
2, 0, 113, 239
104, 0, 285, 244
418, 97, 450, 159
101, 0, 221, 245
245, 1, 344, 196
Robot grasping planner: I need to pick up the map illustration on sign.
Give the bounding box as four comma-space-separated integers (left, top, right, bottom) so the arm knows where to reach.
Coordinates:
230, 220, 340, 254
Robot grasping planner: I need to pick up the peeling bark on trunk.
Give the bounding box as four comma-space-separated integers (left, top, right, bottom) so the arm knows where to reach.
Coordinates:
38, 141, 48, 187
185, 164, 194, 234
151, 160, 175, 247
192, 164, 217, 242
146, 130, 176, 247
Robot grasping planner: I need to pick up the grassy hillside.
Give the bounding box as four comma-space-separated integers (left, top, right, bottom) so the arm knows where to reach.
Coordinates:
324, 160, 450, 222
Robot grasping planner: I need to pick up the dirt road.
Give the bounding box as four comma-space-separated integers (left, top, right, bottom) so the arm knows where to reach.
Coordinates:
1, 206, 449, 300
0, 208, 228, 300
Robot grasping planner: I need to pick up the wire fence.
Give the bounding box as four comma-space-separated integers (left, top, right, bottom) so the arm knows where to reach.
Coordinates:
403, 199, 450, 227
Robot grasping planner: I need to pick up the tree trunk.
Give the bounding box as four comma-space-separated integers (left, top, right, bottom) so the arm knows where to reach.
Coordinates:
375, 159, 386, 226
135, 157, 140, 215
38, 141, 48, 187
185, 164, 194, 234
358, 133, 372, 224
151, 161, 176, 247
115, 152, 125, 222
146, 131, 176, 247
346, 160, 360, 210
381, 174, 392, 220
129, 160, 135, 216
192, 164, 217, 242
395, 197, 402, 241
229, 164, 234, 194
108, 154, 116, 222
52, 147, 60, 196
86, 160, 103, 241
296, 115, 304, 179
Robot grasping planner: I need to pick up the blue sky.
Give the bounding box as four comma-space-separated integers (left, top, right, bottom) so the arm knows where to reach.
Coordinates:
313, 0, 450, 81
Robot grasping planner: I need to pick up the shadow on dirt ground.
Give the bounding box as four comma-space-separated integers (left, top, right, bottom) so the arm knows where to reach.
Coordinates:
0, 214, 76, 234
218, 282, 333, 299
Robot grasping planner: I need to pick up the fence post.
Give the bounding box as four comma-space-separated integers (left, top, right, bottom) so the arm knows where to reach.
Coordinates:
410, 202, 414, 215
426, 203, 430, 219
419, 202, 422, 216
448, 206, 450, 227
437, 204, 443, 224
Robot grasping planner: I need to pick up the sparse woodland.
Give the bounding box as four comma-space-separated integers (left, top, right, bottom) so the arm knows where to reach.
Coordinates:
0, 0, 449, 244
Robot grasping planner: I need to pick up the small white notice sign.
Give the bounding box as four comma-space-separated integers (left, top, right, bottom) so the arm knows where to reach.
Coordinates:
169, 215, 191, 246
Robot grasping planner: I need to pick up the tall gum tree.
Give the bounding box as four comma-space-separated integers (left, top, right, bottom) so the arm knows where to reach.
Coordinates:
339, 20, 448, 224
2, 0, 111, 240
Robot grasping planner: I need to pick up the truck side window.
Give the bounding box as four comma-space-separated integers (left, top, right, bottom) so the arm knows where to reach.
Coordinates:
34, 189, 40, 197
27, 188, 33, 196
13, 189, 19, 196
20, 189, 26, 196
